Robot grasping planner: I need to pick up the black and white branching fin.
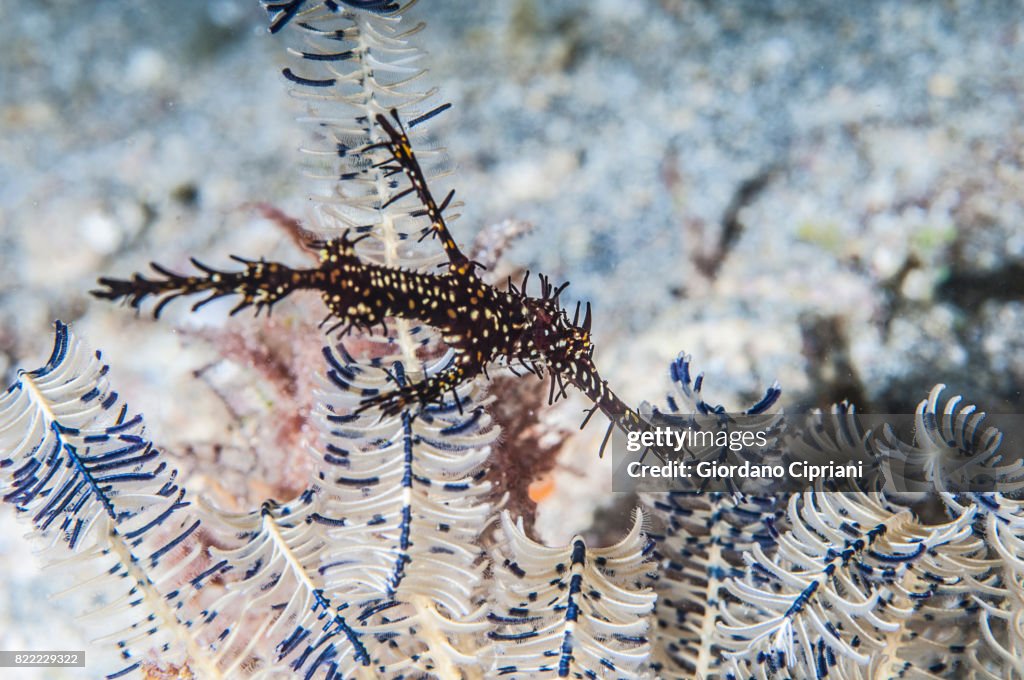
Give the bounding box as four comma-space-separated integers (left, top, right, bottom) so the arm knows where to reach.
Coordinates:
877, 385, 1024, 498
659, 353, 784, 478
708, 385, 1016, 679
2, 323, 403, 678
262, 1, 401, 34
312, 347, 496, 675
921, 389, 1024, 680
640, 356, 1024, 679
0, 322, 223, 678
666, 352, 781, 420
716, 488, 987, 680
265, 2, 501, 672
193, 495, 381, 678
267, 0, 453, 256
946, 490, 1024, 680
0, 322, 492, 678
642, 353, 788, 678
487, 510, 656, 679
642, 492, 786, 679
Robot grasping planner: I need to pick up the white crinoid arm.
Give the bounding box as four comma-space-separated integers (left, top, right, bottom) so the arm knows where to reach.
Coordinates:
485, 509, 657, 679
0, 322, 230, 678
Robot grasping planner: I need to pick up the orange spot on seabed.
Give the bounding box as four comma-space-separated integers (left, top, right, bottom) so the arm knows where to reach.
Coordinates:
528, 475, 556, 504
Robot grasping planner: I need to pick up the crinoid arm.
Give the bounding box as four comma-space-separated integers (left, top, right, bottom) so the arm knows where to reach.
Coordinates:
262, 0, 402, 34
